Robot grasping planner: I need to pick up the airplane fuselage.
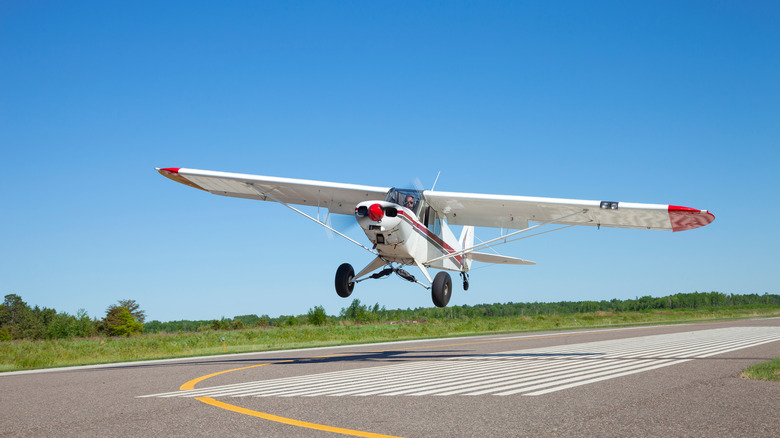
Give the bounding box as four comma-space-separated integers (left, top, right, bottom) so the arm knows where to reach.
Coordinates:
355, 200, 465, 272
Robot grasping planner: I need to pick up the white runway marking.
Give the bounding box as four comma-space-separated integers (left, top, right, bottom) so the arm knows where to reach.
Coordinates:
142, 326, 780, 398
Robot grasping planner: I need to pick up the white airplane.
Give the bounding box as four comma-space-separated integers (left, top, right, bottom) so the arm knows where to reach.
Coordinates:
157, 167, 714, 308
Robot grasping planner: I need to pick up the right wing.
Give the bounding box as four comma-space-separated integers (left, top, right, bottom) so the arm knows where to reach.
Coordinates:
423, 190, 714, 232
157, 168, 390, 215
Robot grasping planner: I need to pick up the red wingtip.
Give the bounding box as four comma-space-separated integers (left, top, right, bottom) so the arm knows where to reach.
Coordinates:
668, 205, 715, 232
157, 167, 207, 191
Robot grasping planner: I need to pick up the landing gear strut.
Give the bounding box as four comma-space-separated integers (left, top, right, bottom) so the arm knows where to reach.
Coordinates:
335, 262, 456, 308
335, 262, 424, 299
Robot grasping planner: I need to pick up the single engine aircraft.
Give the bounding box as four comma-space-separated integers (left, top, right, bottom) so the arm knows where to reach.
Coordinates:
157, 167, 714, 307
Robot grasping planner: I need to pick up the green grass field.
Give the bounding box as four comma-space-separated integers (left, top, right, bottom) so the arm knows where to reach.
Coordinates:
2, 307, 779, 372
741, 357, 780, 381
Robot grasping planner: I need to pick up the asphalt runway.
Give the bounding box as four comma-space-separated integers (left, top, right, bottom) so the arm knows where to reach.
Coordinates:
2, 318, 779, 437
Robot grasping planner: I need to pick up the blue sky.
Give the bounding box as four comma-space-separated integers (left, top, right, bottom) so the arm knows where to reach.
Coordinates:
1, 1, 778, 322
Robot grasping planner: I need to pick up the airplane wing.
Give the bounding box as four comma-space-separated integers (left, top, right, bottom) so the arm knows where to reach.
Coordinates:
423, 190, 714, 232
157, 168, 390, 215
158, 168, 714, 231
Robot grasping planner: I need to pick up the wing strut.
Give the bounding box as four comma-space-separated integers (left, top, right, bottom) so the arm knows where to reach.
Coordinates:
244, 183, 377, 255
424, 210, 586, 265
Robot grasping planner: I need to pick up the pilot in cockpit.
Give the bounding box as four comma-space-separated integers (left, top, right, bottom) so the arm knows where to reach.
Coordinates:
404, 195, 415, 210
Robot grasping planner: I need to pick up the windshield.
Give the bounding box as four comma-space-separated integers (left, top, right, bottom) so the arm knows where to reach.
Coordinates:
386, 188, 423, 213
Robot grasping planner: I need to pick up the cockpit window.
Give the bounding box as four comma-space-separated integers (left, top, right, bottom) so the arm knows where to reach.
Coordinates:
386, 188, 422, 213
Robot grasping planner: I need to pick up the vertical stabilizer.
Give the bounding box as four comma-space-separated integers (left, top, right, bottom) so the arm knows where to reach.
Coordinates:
459, 226, 474, 272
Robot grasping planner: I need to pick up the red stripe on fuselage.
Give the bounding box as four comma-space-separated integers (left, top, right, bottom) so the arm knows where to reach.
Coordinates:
397, 210, 464, 268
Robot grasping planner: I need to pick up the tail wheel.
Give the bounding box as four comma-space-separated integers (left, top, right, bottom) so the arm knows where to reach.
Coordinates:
431, 271, 452, 307
461, 272, 470, 291
335, 263, 355, 298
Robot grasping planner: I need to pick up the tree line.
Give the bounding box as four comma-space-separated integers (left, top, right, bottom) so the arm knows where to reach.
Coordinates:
0, 294, 145, 340
2, 291, 778, 340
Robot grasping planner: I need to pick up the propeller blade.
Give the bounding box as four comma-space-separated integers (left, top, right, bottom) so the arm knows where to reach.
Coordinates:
325, 212, 358, 240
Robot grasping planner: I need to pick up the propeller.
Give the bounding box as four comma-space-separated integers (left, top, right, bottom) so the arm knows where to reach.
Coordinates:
325, 211, 359, 240
412, 177, 425, 193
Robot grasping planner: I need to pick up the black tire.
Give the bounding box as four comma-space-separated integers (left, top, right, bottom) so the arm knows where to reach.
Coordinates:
431, 271, 452, 308
335, 263, 355, 298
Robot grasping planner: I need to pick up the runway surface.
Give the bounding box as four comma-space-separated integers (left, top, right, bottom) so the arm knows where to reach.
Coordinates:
2, 318, 779, 437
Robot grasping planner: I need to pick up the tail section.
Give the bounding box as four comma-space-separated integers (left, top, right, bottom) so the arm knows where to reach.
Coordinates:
457, 226, 535, 269
469, 252, 536, 265
458, 226, 474, 272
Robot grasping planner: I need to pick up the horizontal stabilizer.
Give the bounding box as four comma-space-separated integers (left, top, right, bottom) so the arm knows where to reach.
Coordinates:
469, 252, 536, 265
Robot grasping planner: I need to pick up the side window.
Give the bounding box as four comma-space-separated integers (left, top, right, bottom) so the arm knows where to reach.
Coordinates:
428, 210, 440, 236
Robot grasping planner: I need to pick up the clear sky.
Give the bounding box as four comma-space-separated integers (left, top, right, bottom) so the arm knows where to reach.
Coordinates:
1, 1, 778, 322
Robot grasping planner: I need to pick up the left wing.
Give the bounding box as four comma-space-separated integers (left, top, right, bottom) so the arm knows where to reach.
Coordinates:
423, 190, 714, 232
157, 168, 390, 215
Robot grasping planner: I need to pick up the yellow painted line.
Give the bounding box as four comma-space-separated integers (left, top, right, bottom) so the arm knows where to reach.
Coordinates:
196, 396, 402, 438
180, 359, 400, 437
179, 363, 274, 390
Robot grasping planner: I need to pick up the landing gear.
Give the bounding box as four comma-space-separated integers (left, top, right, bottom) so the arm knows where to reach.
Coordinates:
460, 272, 469, 291
336, 261, 459, 308
335, 263, 355, 298
431, 271, 452, 308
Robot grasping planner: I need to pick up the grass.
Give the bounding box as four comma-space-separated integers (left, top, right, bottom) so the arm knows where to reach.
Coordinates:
741, 357, 780, 382
2, 306, 779, 373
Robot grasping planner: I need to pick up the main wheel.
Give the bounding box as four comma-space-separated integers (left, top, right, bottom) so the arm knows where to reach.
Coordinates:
431, 271, 452, 307
335, 263, 355, 298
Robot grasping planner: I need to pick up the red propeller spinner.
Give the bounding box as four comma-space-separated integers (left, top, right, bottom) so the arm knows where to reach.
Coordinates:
368, 203, 384, 221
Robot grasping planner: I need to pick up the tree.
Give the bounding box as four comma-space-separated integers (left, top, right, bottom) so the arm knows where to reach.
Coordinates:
233, 314, 260, 326
341, 299, 369, 323
307, 306, 327, 326
105, 307, 143, 337
1, 294, 27, 326
0, 294, 44, 339
210, 318, 230, 331
74, 309, 97, 337
117, 299, 145, 323
578, 301, 600, 313
101, 299, 145, 336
